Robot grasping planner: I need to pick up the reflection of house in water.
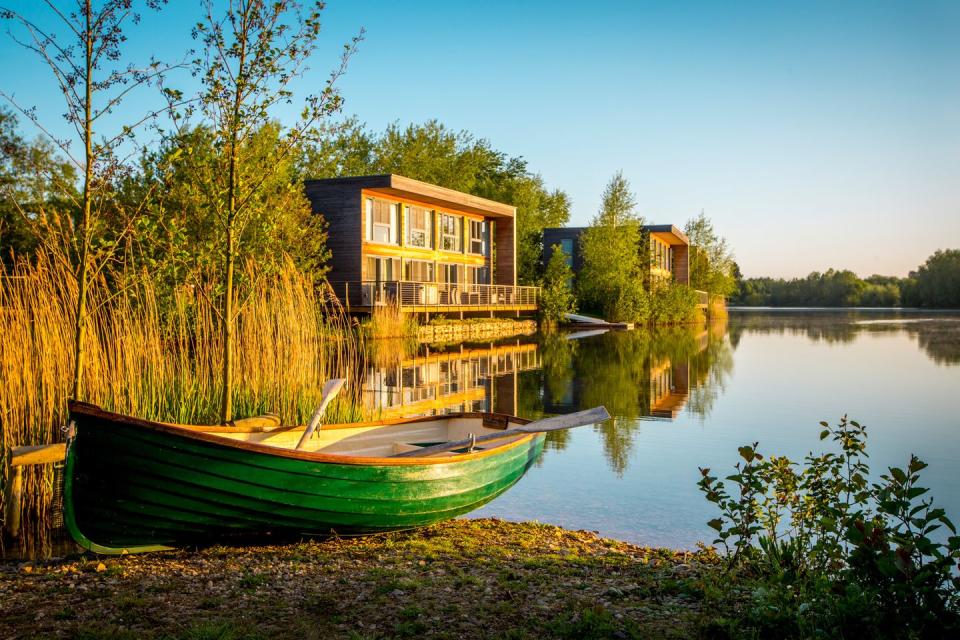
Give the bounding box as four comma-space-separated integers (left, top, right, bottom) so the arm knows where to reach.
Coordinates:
363, 341, 540, 418
544, 329, 710, 420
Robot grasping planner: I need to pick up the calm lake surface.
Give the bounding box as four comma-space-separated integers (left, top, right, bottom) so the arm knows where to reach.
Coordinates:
446, 310, 960, 549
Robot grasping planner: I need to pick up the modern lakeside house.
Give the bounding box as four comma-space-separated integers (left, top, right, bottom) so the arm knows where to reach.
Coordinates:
304, 174, 538, 318
542, 224, 691, 287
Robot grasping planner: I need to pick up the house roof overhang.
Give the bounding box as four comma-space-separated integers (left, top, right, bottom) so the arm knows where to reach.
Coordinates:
643, 224, 689, 246
304, 174, 516, 219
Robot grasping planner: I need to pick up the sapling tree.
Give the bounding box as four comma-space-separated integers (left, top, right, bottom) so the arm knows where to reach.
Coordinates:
578, 171, 648, 322
0, 0, 177, 399
540, 244, 576, 326
162, 0, 361, 422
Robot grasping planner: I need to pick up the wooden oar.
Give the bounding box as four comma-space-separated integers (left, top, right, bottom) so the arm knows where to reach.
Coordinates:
391, 406, 610, 458
295, 378, 347, 450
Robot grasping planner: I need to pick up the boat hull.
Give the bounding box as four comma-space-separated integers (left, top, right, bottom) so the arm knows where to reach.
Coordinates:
64, 406, 545, 554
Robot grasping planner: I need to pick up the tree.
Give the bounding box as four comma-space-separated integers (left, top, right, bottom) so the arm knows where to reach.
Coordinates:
0, 108, 78, 265
578, 171, 648, 322
903, 249, 960, 309
124, 123, 330, 300
540, 244, 576, 325
684, 211, 736, 297
1, 0, 174, 398
299, 119, 570, 284
166, 0, 360, 422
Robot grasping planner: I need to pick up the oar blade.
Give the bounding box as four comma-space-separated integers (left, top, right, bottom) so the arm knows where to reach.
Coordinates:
517, 406, 611, 433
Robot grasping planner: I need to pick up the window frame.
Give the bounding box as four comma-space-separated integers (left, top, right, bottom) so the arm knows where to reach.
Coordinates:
404, 205, 433, 249
439, 213, 462, 253
365, 197, 400, 246
468, 219, 487, 256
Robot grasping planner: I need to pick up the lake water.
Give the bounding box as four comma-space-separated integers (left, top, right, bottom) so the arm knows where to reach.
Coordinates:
444, 310, 960, 549
12, 310, 958, 558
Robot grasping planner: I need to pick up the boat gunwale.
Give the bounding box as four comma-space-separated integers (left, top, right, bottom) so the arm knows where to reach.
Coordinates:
67, 401, 538, 466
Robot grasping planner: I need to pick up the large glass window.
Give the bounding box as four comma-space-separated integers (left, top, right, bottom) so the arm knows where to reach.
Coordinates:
560, 238, 574, 268
439, 213, 462, 252
405, 205, 433, 248
366, 255, 399, 281
467, 266, 489, 285
404, 259, 435, 282
439, 263, 463, 283
365, 197, 399, 245
468, 219, 487, 255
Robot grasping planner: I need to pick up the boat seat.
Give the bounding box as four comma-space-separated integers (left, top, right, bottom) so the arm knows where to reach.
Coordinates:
391, 441, 458, 457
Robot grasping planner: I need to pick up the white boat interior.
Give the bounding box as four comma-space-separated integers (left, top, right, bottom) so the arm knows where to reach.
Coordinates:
208, 416, 524, 458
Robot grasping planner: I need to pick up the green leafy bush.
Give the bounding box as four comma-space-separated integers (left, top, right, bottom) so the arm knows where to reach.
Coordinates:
540, 244, 577, 326
647, 282, 699, 325
697, 417, 960, 638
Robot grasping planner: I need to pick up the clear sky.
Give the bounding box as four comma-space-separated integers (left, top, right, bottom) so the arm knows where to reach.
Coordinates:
2, 0, 958, 278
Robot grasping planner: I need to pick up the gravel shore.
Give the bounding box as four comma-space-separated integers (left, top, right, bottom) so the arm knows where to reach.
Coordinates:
1, 518, 719, 639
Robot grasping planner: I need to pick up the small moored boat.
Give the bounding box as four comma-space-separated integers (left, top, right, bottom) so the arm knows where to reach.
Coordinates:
64, 399, 607, 554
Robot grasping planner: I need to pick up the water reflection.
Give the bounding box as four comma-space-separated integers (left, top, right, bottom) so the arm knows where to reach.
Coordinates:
360, 323, 735, 476
533, 324, 733, 474
728, 310, 960, 366
362, 340, 541, 418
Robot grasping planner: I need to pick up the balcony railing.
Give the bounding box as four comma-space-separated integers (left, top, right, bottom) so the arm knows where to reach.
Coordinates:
329, 281, 540, 310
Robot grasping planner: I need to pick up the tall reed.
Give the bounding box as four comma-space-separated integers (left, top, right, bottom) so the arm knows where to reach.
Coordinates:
0, 250, 363, 556
361, 301, 418, 340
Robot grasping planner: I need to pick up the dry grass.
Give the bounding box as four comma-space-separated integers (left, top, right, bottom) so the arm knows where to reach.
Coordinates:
0, 250, 363, 556
361, 301, 418, 340
707, 296, 728, 322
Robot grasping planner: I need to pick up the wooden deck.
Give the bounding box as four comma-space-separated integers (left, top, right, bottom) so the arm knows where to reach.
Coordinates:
330, 281, 539, 315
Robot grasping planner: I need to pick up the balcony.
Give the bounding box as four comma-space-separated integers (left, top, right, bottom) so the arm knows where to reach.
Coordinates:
329, 281, 540, 314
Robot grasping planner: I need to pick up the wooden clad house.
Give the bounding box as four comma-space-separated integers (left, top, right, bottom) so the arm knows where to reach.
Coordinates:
304, 174, 538, 317
543, 224, 692, 286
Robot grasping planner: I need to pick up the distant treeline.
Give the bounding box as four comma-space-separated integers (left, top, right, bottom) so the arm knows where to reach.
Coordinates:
732, 249, 960, 308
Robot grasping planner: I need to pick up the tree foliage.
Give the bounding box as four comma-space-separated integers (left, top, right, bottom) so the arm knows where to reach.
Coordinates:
0, 109, 78, 265
733, 251, 960, 309
684, 211, 736, 297
124, 123, 329, 298
577, 171, 648, 323
1, 0, 174, 398
161, 0, 360, 421
902, 249, 960, 309
300, 119, 570, 284
540, 244, 576, 325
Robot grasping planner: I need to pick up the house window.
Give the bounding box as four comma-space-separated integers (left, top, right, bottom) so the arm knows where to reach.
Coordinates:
439, 213, 462, 252
404, 259, 435, 283
439, 263, 463, 283
467, 266, 489, 285
366, 255, 399, 281
468, 219, 487, 255
405, 205, 433, 248
366, 197, 399, 245
560, 238, 574, 268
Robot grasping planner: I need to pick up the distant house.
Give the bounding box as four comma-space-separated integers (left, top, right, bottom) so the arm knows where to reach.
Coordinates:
542, 224, 690, 286
304, 174, 538, 318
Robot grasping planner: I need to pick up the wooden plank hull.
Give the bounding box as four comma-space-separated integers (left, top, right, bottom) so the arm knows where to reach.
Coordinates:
64, 405, 545, 554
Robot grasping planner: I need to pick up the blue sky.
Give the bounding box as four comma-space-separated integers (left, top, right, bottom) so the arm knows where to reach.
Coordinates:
2, 0, 958, 277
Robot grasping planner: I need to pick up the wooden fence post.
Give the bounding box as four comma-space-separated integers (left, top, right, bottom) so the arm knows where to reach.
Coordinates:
3, 465, 24, 539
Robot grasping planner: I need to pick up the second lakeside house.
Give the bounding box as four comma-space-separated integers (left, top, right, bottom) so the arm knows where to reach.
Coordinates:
304, 174, 539, 319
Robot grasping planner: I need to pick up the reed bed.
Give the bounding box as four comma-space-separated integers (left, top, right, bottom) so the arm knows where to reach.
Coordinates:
360, 301, 418, 340
0, 251, 363, 556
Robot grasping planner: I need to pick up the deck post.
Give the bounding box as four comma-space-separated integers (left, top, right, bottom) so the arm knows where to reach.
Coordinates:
3, 465, 23, 539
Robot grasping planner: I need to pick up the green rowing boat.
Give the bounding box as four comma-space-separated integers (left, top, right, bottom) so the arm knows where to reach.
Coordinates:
64, 401, 546, 554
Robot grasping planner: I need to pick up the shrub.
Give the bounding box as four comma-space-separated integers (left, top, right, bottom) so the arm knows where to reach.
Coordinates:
647, 282, 699, 325
697, 417, 960, 637
540, 244, 576, 326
